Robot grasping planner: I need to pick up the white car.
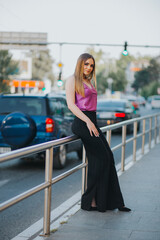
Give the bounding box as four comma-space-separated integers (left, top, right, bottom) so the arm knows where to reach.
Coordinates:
151, 95, 160, 109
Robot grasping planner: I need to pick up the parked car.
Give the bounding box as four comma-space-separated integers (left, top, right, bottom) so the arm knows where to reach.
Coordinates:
137, 96, 146, 107
125, 96, 139, 110
151, 95, 160, 109
0, 93, 82, 169
96, 99, 140, 133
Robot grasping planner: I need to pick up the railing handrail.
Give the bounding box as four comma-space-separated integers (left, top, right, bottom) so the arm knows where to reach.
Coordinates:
0, 113, 159, 163
0, 112, 160, 236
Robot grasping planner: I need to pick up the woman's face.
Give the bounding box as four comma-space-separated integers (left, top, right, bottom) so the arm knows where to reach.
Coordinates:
83, 58, 94, 77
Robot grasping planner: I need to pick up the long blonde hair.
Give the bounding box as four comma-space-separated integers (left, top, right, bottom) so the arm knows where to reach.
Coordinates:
74, 53, 97, 97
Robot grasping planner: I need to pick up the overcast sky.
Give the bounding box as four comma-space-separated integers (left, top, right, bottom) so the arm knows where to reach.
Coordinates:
0, 0, 160, 78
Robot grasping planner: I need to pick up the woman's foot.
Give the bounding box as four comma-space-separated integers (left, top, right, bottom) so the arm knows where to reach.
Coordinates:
90, 206, 97, 211
91, 197, 96, 208
118, 206, 131, 212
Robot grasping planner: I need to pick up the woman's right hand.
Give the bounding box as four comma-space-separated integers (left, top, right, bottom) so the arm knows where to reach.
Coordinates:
86, 119, 99, 137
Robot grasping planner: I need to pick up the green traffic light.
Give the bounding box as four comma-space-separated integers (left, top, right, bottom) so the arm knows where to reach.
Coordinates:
57, 79, 63, 87
122, 41, 128, 56
122, 50, 128, 56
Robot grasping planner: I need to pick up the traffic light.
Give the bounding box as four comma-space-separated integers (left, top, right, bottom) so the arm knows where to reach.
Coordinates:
58, 62, 63, 68
122, 41, 128, 56
57, 71, 63, 87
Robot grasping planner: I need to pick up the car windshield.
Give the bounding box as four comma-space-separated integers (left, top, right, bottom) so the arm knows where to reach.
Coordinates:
0, 97, 46, 115
153, 96, 160, 100
97, 101, 125, 111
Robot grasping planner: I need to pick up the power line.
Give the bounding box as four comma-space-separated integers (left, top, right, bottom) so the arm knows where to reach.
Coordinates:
47, 42, 160, 49
0, 41, 160, 49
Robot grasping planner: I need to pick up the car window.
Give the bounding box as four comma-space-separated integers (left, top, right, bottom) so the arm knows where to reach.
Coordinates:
60, 99, 74, 117
153, 96, 160, 100
97, 101, 125, 111
0, 97, 46, 115
49, 99, 62, 116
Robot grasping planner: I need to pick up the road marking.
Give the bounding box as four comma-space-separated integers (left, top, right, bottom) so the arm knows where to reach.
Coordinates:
0, 179, 10, 187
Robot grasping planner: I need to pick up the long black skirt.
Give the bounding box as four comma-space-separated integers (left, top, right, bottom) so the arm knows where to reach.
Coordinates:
72, 111, 125, 212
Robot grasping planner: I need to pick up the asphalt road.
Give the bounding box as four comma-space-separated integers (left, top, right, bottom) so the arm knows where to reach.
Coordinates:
0, 104, 159, 240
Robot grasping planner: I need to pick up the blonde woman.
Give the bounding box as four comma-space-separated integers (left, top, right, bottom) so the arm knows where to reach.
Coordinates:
66, 53, 131, 212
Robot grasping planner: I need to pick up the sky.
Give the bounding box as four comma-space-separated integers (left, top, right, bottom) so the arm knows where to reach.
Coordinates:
0, 0, 160, 79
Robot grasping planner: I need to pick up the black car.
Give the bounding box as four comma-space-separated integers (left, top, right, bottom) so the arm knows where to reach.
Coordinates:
0, 93, 82, 169
96, 99, 140, 133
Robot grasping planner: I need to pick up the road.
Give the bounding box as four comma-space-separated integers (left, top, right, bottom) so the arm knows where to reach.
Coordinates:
0, 104, 159, 240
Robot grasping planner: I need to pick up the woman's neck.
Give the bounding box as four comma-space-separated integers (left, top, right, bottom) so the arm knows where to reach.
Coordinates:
83, 79, 92, 88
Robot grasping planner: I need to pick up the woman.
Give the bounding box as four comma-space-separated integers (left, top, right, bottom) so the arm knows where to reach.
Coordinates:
66, 53, 131, 212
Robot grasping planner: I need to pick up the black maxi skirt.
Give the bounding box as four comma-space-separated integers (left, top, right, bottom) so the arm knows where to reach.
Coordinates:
72, 111, 125, 212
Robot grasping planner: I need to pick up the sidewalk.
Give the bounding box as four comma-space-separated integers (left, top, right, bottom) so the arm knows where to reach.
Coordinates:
41, 143, 160, 240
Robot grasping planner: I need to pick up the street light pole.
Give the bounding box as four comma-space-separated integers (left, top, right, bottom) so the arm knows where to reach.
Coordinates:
107, 78, 113, 92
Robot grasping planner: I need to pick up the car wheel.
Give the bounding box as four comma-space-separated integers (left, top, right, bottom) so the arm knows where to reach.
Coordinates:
1, 112, 37, 149
54, 145, 67, 169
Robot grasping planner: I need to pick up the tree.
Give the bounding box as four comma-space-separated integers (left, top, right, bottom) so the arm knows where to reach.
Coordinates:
132, 58, 160, 92
96, 70, 108, 94
108, 69, 127, 92
141, 81, 160, 98
147, 58, 160, 82
117, 54, 135, 71
30, 50, 55, 85
132, 69, 150, 91
0, 50, 18, 93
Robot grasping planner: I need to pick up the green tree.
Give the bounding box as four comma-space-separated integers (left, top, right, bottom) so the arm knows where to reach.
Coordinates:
141, 81, 160, 98
132, 69, 150, 91
108, 69, 127, 91
132, 58, 160, 92
30, 50, 55, 85
0, 50, 18, 93
117, 54, 135, 70
106, 54, 134, 92
147, 58, 160, 82
96, 70, 108, 94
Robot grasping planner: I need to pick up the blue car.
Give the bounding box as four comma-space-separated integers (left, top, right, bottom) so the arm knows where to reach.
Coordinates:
0, 93, 82, 169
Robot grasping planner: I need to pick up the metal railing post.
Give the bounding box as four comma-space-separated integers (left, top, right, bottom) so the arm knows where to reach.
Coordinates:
82, 146, 87, 195
149, 117, 152, 149
142, 119, 146, 155
43, 147, 53, 236
159, 116, 160, 142
133, 121, 137, 162
1, 113, 160, 236
121, 125, 126, 171
154, 116, 157, 144
106, 129, 111, 146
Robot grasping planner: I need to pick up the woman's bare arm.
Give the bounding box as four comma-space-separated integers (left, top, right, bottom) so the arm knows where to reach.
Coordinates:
65, 76, 99, 137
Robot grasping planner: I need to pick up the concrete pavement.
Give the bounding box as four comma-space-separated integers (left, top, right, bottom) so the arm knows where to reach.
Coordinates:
38, 143, 160, 240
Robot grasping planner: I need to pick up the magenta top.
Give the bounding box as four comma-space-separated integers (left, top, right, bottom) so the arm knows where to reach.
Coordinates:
75, 83, 97, 111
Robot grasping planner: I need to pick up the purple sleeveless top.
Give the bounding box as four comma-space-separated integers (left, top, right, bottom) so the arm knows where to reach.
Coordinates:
75, 83, 97, 111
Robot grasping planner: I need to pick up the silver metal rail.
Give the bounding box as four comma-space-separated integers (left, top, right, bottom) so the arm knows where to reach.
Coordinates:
0, 113, 160, 236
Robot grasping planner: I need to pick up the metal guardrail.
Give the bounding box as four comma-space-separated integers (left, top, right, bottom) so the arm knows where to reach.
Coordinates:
0, 113, 160, 236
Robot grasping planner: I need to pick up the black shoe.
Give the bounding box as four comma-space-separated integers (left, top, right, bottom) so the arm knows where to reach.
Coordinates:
118, 206, 131, 212
90, 206, 97, 211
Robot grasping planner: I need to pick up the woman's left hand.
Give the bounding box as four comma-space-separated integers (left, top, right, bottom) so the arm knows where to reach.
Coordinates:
86, 119, 99, 137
